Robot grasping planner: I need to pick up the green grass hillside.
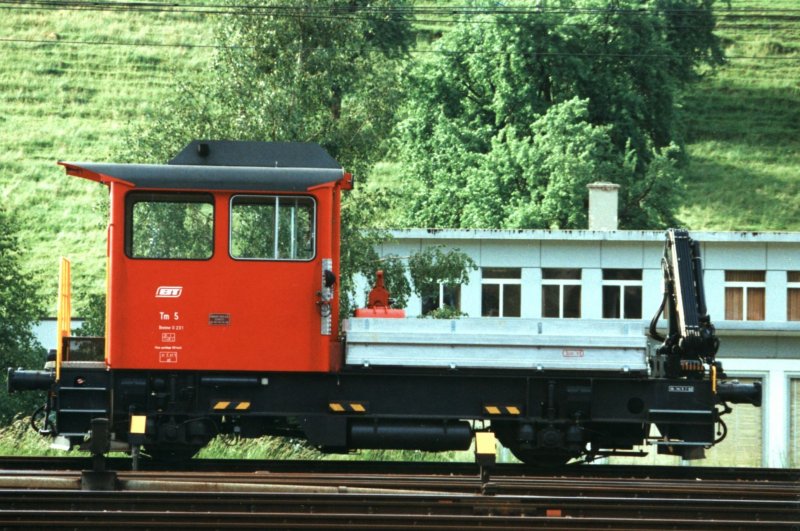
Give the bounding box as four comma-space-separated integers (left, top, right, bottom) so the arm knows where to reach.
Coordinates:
0, 5, 214, 308
679, 0, 800, 229
0, 1, 798, 311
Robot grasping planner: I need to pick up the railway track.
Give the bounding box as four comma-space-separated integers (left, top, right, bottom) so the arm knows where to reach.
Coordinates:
2, 455, 798, 481
0, 457, 797, 529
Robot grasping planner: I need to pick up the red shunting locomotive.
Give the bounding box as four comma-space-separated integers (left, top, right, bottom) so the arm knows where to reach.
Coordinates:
8, 140, 760, 465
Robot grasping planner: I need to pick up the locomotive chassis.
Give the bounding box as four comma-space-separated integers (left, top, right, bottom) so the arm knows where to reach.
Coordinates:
49, 361, 718, 463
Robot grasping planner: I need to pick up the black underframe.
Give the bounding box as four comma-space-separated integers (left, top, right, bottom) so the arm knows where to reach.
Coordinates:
55, 365, 718, 458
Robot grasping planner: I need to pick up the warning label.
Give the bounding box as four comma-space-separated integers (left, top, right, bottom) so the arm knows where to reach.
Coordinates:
159, 352, 178, 364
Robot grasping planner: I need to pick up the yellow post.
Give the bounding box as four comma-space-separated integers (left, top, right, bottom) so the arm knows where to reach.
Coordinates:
711, 363, 717, 394
475, 431, 497, 466
55, 257, 72, 382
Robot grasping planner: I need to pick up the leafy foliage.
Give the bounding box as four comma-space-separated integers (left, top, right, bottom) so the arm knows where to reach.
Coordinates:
124, 0, 413, 174
72, 292, 106, 337
357, 246, 477, 314
421, 306, 469, 320
0, 206, 46, 423
364, 253, 411, 309
393, 0, 721, 229
0, 418, 61, 456
130, 198, 214, 259
197, 433, 473, 461
121, 0, 414, 316
230, 197, 315, 260
408, 245, 476, 315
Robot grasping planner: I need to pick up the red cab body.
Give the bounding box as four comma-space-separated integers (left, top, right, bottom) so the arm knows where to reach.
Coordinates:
62, 141, 350, 373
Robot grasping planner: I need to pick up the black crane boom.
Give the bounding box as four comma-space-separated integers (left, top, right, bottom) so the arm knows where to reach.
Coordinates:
649, 229, 760, 406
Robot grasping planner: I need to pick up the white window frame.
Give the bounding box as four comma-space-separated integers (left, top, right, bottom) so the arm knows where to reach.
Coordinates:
725, 271, 766, 321
481, 269, 522, 318
541, 270, 581, 318
602, 271, 642, 319
788, 272, 800, 321
423, 283, 462, 314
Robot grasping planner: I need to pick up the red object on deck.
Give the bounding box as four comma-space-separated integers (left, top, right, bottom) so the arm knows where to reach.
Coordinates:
367, 270, 390, 308
354, 307, 406, 318
354, 270, 405, 318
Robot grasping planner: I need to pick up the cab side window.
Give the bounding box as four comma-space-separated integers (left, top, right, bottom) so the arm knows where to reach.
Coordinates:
126, 192, 214, 260
230, 195, 315, 261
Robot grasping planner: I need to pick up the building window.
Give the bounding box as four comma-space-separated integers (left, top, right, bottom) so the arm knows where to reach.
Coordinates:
481, 268, 521, 317
421, 284, 462, 315
789, 272, 800, 321
725, 270, 765, 321
602, 269, 642, 319
542, 268, 581, 318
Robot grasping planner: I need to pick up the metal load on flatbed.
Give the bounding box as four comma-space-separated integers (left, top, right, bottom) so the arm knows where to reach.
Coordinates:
344, 318, 648, 373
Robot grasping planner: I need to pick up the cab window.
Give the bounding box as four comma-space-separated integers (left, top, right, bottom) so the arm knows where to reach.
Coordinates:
126, 192, 214, 259
230, 195, 315, 261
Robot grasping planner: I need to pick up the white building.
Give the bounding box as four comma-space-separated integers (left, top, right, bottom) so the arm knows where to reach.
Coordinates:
375, 228, 800, 468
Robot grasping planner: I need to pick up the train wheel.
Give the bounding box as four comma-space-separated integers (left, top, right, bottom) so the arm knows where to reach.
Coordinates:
144, 443, 203, 463
505, 446, 572, 467
493, 422, 575, 466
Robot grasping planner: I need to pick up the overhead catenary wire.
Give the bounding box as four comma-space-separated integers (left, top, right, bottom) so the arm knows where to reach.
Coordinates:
1, 36, 798, 61
1, 0, 800, 19
1, 0, 799, 12
0, 1, 796, 83
1, 2, 798, 33
2, 0, 799, 29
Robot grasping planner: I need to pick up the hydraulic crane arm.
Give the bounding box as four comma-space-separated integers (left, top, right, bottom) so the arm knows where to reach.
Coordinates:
649, 229, 760, 406
649, 229, 719, 377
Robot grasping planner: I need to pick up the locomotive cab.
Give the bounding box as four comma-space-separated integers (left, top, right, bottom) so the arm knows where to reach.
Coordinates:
64, 140, 351, 373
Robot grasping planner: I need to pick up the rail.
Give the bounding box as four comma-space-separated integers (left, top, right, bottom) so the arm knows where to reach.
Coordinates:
0, 458, 797, 529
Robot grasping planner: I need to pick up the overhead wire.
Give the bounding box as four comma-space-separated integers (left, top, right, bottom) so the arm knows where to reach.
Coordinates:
0, 1, 797, 31
0, 0, 798, 29
1, 36, 797, 61
0, 1, 795, 83
2, 12, 797, 58
0, 0, 799, 18
1, 0, 798, 12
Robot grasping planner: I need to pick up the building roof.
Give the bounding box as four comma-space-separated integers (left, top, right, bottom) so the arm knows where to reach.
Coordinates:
387, 228, 800, 243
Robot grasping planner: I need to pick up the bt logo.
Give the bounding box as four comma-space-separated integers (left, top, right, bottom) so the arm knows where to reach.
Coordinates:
155, 286, 183, 298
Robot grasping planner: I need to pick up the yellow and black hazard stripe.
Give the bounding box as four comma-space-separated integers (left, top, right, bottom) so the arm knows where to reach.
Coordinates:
211, 400, 252, 411
328, 401, 369, 414
483, 405, 522, 416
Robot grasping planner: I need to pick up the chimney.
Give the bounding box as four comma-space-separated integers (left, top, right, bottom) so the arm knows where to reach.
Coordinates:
587, 182, 619, 231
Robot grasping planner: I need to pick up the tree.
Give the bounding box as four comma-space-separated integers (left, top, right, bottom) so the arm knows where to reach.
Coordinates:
125, 0, 412, 175
355, 246, 477, 316
0, 206, 45, 423
121, 0, 414, 314
72, 292, 106, 337
363, 253, 411, 309
392, 0, 721, 229
408, 246, 477, 316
